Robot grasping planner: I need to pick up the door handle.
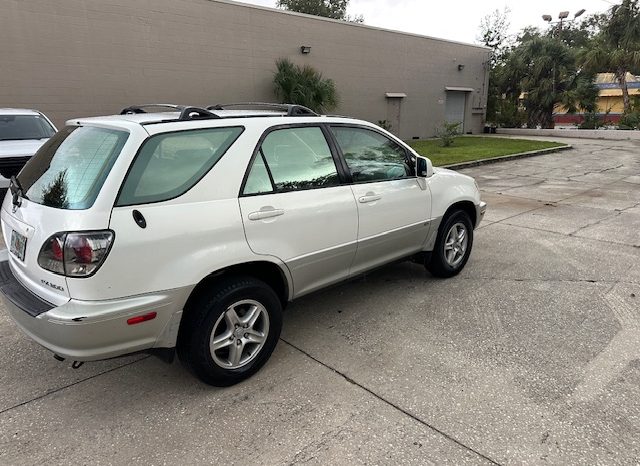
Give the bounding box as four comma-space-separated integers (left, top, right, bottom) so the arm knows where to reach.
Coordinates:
248, 207, 285, 221
358, 192, 381, 203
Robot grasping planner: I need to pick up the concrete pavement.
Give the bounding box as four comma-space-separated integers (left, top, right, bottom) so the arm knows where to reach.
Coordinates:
1, 137, 639, 464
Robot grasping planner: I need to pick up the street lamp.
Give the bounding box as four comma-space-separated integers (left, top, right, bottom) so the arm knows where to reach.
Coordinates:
541, 9, 586, 35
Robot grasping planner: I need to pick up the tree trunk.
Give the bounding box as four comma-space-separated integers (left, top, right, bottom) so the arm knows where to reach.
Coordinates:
618, 69, 631, 114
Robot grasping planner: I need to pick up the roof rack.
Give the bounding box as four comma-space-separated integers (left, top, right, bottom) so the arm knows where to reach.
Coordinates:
206, 102, 318, 117
120, 104, 221, 121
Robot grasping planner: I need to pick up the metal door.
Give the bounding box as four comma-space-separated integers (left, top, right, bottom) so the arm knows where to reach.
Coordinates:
445, 91, 466, 132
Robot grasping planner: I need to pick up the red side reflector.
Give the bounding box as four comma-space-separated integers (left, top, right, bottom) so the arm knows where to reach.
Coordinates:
127, 312, 157, 325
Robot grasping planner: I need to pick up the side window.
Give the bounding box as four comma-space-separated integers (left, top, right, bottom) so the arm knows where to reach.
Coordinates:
331, 126, 412, 183
243, 153, 273, 195
243, 126, 339, 195
117, 127, 243, 206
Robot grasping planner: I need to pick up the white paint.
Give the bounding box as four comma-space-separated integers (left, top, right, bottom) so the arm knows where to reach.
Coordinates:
571, 290, 640, 403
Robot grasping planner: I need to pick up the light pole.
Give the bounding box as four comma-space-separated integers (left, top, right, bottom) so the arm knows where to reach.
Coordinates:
541, 9, 587, 127
542, 9, 586, 36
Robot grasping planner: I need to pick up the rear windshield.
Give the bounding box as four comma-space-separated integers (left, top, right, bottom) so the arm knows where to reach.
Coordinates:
0, 114, 56, 141
18, 126, 129, 210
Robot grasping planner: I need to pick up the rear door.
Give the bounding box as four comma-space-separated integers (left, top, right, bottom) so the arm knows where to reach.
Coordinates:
239, 125, 358, 297
329, 125, 431, 276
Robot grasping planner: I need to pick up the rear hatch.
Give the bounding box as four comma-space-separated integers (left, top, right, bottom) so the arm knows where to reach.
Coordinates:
1, 125, 130, 306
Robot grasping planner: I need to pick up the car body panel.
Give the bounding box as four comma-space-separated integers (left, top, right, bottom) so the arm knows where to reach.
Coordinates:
428, 167, 482, 219
349, 178, 432, 276
240, 186, 359, 298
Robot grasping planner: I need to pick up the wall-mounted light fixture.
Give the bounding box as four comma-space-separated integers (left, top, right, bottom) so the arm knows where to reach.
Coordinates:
300, 46, 311, 54
458, 64, 465, 71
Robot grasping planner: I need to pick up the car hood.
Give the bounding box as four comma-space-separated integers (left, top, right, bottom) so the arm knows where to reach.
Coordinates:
0, 139, 48, 158
433, 166, 471, 178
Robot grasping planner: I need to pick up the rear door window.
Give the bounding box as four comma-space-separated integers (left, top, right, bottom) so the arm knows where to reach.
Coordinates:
116, 127, 243, 206
19, 126, 129, 210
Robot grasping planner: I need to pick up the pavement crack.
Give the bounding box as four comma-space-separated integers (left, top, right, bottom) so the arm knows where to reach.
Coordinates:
458, 277, 639, 286
492, 222, 640, 250
0, 356, 150, 415
569, 211, 621, 236
280, 338, 502, 466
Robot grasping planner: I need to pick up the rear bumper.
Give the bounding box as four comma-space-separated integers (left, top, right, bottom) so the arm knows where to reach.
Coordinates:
0, 260, 190, 361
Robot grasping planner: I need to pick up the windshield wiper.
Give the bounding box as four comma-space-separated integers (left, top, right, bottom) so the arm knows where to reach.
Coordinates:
9, 176, 27, 207
0, 137, 45, 141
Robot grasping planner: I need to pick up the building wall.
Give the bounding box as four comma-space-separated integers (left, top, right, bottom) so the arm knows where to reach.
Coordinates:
1, 0, 490, 139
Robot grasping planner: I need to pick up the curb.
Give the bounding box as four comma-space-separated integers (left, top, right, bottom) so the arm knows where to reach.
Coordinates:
440, 144, 573, 170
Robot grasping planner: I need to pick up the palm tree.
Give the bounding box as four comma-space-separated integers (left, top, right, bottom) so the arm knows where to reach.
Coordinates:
273, 59, 339, 114
505, 36, 598, 128
580, 0, 640, 114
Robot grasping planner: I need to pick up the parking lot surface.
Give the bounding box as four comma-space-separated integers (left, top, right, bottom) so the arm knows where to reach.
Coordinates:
1, 137, 639, 465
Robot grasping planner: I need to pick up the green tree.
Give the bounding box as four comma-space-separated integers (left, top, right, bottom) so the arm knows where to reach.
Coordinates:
580, 0, 640, 113
477, 8, 512, 124
276, 0, 363, 22
478, 7, 512, 66
273, 58, 339, 113
505, 36, 598, 128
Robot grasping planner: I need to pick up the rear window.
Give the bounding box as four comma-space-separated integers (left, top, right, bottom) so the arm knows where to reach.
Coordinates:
116, 127, 243, 206
18, 126, 129, 210
0, 114, 55, 141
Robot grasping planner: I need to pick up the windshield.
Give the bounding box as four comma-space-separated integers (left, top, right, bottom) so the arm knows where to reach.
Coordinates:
0, 114, 56, 141
18, 126, 129, 210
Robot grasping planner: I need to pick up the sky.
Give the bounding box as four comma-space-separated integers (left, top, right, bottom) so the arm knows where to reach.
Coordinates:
231, 0, 615, 44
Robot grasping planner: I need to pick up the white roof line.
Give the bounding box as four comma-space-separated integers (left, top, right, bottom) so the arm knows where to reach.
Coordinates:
209, 0, 490, 51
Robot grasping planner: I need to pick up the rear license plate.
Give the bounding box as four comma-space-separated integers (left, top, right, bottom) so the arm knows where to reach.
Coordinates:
10, 230, 27, 261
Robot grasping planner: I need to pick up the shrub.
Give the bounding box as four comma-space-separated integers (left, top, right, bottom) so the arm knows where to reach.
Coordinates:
273, 58, 338, 114
618, 112, 640, 130
579, 112, 604, 130
435, 121, 461, 147
495, 101, 526, 128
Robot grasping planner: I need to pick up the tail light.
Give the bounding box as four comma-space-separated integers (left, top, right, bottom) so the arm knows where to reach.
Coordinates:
38, 231, 114, 277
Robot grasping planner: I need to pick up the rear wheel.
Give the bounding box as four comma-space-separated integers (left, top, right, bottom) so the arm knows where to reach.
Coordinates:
178, 276, 282, 386
426, 210, 473, 278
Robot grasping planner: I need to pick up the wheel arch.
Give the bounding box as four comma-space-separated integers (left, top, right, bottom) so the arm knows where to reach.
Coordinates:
442, 200, 477, 228
184, 261, 291, 312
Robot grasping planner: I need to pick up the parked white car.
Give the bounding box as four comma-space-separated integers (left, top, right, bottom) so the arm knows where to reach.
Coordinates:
0, 103, 485, 386
0, 108, 57, 189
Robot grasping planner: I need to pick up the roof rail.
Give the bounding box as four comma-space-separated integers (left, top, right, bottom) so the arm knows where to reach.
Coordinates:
120, 104, 182, 114
120, 104, 221, 121
207, 102, 318, 117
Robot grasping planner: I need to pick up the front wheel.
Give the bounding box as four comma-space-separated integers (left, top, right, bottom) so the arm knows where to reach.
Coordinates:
426, 210, 474, 278
178, 276, 282, 386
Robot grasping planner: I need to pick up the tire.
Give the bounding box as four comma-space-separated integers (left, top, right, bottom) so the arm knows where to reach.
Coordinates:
178, 276, 282, 386
426, 210, 474, 278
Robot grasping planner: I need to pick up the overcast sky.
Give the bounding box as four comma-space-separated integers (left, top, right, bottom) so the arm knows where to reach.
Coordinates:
232, 0, 615, 44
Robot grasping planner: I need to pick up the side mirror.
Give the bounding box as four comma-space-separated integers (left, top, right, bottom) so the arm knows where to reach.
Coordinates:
415, 155, 433, 178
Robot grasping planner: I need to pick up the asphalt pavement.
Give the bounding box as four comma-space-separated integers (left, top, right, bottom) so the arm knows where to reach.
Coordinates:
1, 136, 639, 465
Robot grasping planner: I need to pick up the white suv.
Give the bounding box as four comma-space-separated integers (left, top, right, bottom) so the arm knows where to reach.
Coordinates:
0, 108, 57, 189
0, 103, 486, 386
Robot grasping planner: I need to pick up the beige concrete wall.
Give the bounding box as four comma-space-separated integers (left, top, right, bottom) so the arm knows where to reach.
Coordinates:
1, 0, 490, 139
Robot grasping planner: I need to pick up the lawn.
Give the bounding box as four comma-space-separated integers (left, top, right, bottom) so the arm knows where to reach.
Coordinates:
407, 136, 567, 167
